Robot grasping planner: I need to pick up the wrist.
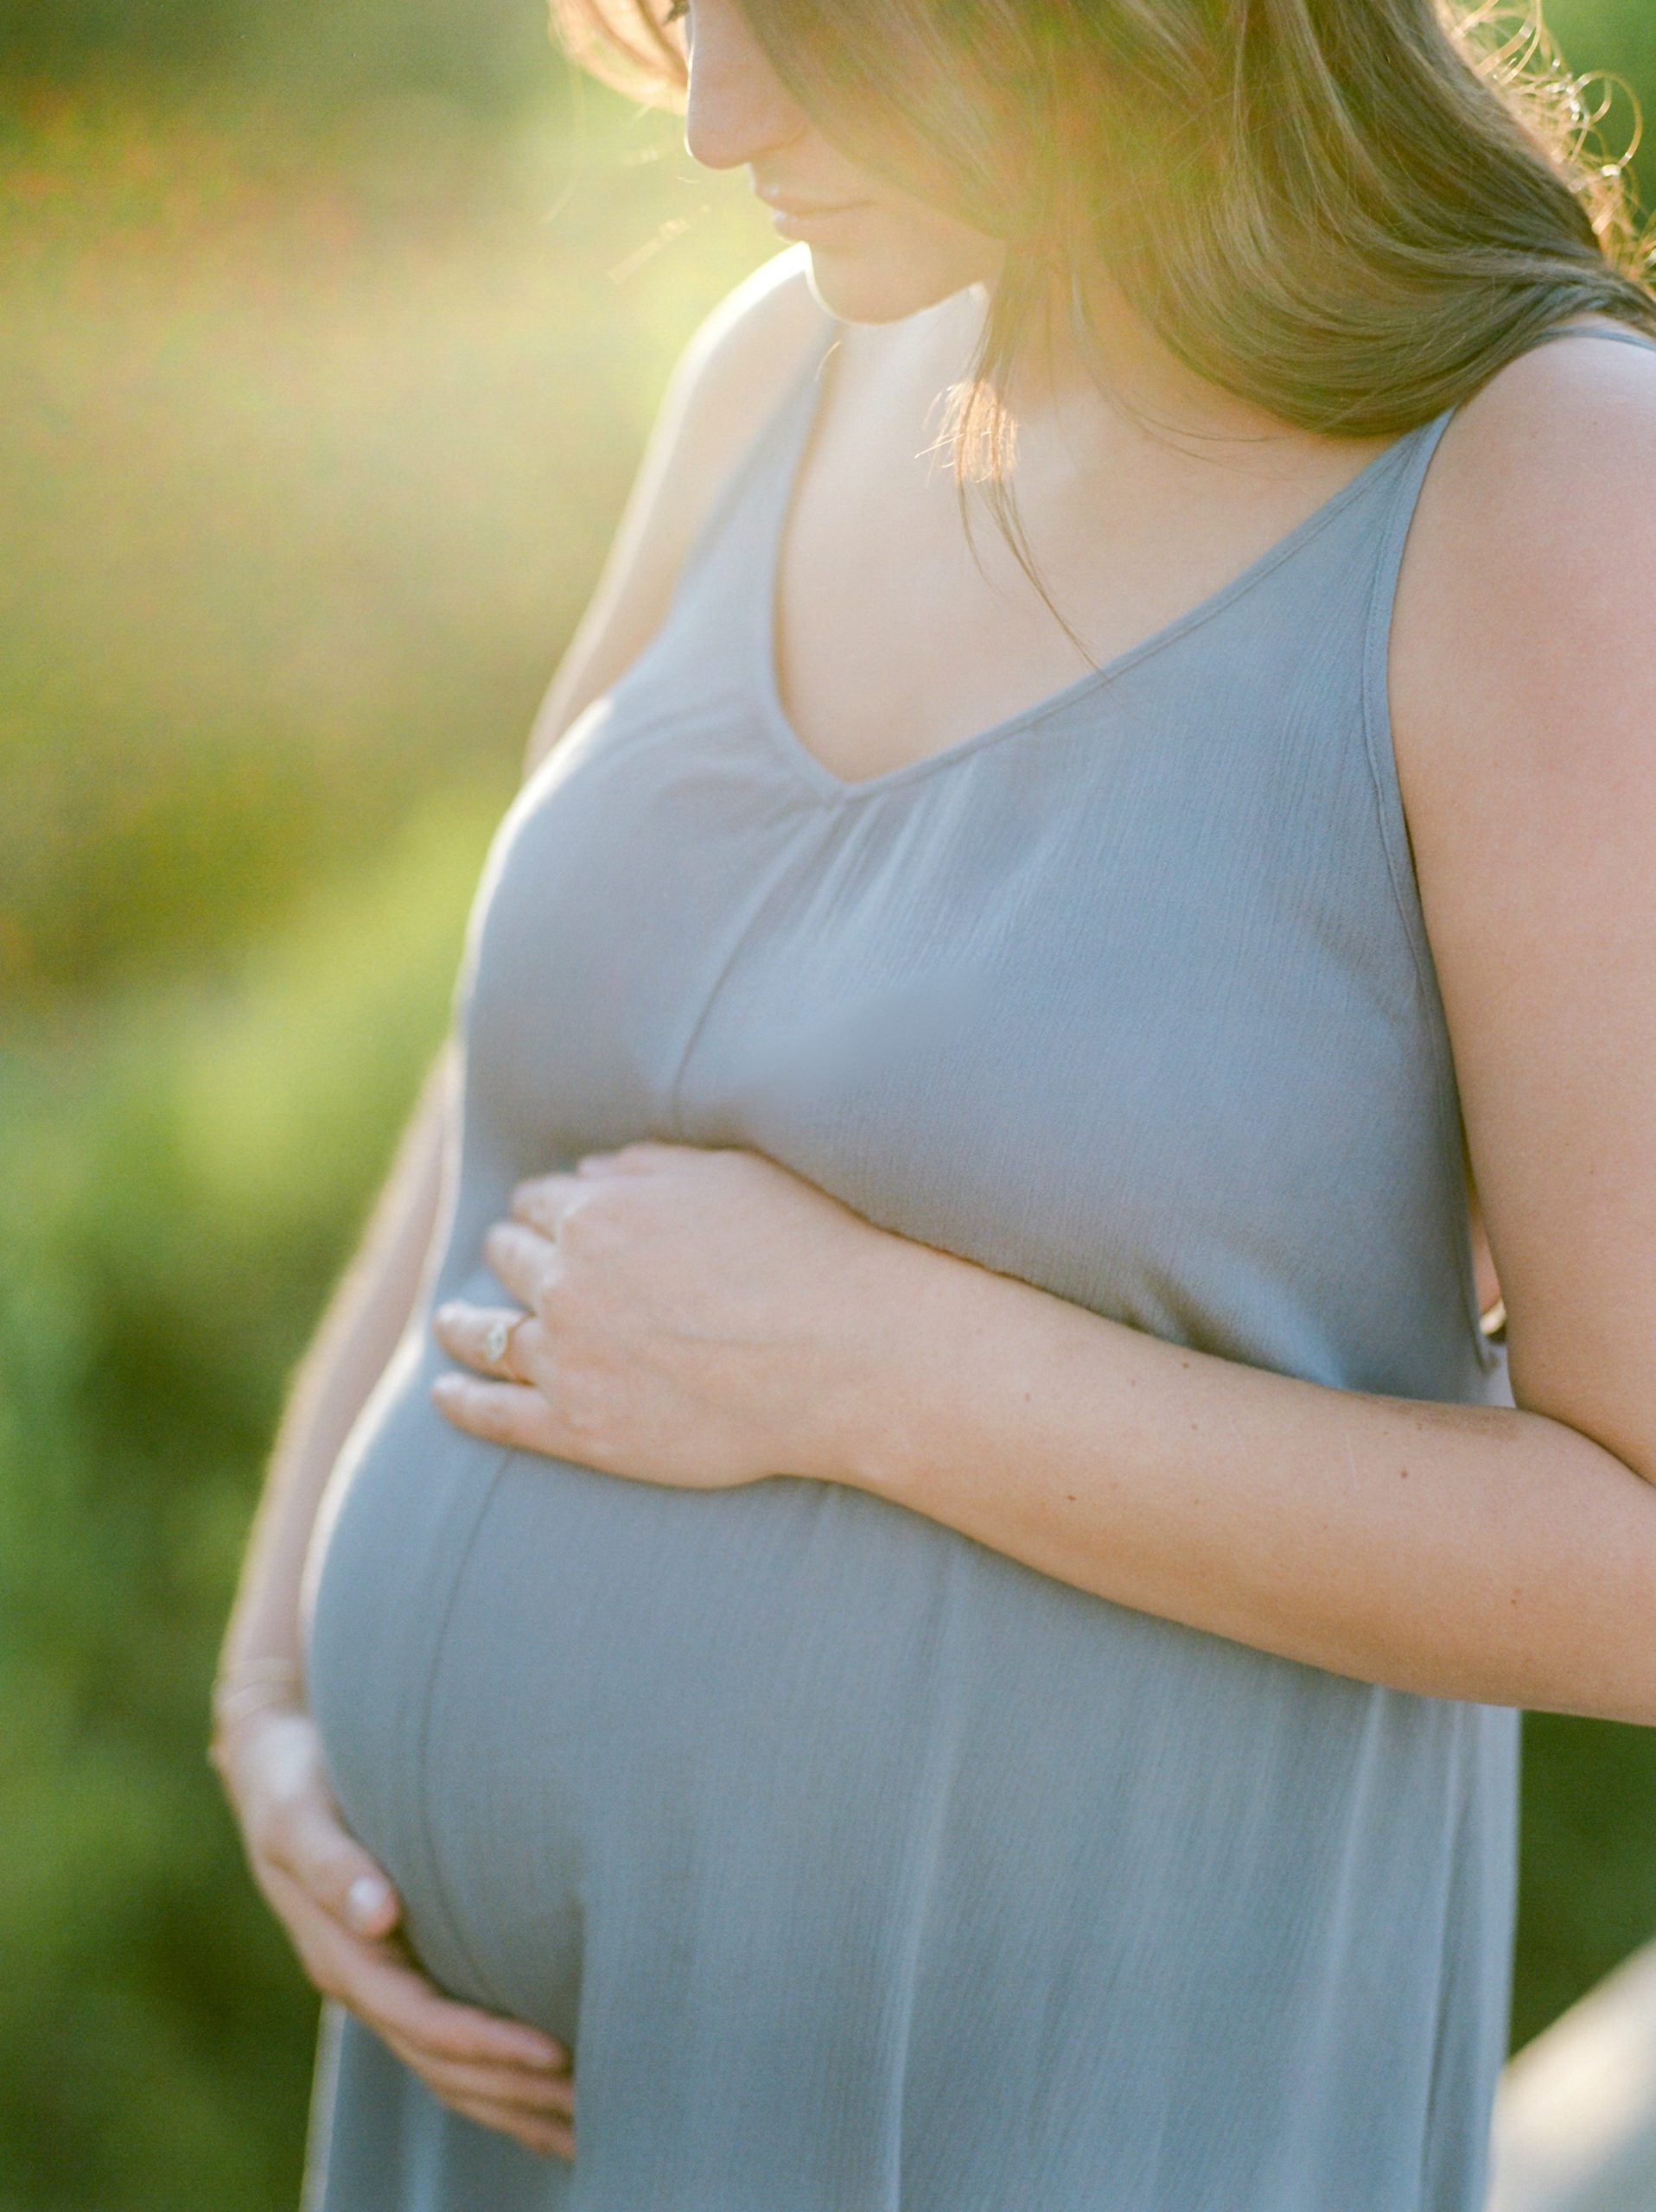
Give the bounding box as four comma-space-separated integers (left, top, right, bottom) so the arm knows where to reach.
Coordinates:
208, 1656, 307, 1766
818, 1228, 972, 1503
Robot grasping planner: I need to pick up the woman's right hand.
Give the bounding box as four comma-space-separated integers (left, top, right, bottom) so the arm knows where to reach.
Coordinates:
213, 1701, 576, 2160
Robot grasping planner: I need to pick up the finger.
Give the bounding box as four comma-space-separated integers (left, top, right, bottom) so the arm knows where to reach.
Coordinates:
377, 2030, 576, 2120
353, 1946, 570, 2071
431, 1301, 535, 1381
265, 1867, 569, 2072
380, 2045, 575, 2162
443, 2090, 574, 2161
379, 2019, 576, 2109
575, 1141, 676, 1176
431, 1373, 569, 1455
266, 1796, 402, 1940
482, 1219, 557, 1307
506, 1171, 585, 1237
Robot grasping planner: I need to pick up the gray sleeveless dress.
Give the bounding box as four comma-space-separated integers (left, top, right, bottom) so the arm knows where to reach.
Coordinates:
301, 319, 1648, 2211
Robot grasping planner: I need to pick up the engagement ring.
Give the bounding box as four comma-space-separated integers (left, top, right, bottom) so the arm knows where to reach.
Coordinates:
482, 1313, 526, 1380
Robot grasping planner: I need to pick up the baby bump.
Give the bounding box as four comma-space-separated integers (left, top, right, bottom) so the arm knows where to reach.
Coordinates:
304, 1361, 986, 2038
302, 1323, 545, 2012
402, 1455, 996, 2036
308, 1360, 1474, 2118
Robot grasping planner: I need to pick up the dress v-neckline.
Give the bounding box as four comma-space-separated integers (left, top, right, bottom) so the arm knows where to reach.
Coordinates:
750, 327, 1432, 808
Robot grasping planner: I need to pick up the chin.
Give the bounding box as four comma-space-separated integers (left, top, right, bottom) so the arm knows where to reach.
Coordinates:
799, 232, 1002, 327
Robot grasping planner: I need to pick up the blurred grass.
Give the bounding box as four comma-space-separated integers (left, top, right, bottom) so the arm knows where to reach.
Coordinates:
0, 73, 770, 1006
0, 798, 503, 2209
2, 10, 1655, 2205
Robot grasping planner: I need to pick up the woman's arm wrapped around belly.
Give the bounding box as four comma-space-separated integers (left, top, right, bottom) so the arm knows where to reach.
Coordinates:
212, 1045, 576, 2161
428, 1102, 1656, 1726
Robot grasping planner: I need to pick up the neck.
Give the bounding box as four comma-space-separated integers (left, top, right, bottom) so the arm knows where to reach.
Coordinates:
966, 269, 1309, 467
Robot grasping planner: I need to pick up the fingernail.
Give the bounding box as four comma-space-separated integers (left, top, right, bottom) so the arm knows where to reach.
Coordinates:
345, 1875, 392, 1931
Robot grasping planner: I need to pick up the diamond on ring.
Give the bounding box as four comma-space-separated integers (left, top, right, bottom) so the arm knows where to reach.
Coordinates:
482, 1316, 512, 1366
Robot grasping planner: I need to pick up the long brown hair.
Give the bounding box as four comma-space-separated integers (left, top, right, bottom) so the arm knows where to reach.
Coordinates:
551, 0, 1656, 538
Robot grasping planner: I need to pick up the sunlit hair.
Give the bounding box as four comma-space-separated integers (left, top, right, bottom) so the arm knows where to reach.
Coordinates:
551, 0, 1656, 570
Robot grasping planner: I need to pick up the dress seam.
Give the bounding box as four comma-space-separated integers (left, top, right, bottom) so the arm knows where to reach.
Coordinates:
663, 834, 829, 1137
403, 1446, 520, 2005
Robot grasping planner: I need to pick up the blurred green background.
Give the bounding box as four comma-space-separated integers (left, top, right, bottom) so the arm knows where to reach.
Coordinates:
1, 3, 1653, 2206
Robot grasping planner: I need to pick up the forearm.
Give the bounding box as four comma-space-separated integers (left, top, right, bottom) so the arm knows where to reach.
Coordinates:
216, 1046, 453, 1688
845, 1238, 1656, 1722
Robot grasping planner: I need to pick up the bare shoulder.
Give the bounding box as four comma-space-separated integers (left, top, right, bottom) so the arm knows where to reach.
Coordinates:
1390, 321, 1656, 950
1393, 327, 1656, 783
670, 244, 833, 411
648, 245, 835, 529
1388, 326, 1656, 1459
525, 247, 831, 772
1390, 327, 1656, 900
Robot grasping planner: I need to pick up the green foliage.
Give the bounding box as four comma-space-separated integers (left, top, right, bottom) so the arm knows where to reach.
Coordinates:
0, 0, 553, 111
1549, 0, 1656, 206
0, 802, 491, 2208
0, 80, 770, 1010
1515, 1713, 1656, 2048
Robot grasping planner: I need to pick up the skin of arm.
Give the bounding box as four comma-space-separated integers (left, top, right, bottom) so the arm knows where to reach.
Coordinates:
210, 247, 835, 2156
432, 333, 1656, 1726
216, 1043, 452, 1697
213, 1051, 590, 2152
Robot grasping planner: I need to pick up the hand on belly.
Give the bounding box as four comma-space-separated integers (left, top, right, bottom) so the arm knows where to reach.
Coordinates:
429, 1137, 919, 1491
213, 1702, 576, 2158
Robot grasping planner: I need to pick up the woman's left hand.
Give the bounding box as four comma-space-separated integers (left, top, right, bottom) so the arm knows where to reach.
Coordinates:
430, 1141, 913, 1489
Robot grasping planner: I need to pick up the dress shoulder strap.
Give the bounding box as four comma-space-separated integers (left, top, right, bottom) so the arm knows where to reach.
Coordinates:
669, 315, 840, 601
1356, 316, 1656, 1023
1521, 321, 1656, 358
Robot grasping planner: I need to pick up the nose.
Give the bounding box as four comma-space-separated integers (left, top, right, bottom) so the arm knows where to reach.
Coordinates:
682, 0, 808, 172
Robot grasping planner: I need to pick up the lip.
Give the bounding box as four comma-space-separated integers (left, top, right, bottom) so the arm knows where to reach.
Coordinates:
756, 188, 869, 239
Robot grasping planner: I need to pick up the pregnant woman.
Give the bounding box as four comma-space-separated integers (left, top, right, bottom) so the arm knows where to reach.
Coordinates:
213, 1, 1656, 2205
